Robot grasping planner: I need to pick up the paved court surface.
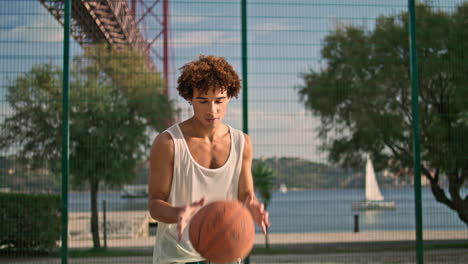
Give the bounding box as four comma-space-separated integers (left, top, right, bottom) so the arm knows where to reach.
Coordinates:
2, 248, 468, 264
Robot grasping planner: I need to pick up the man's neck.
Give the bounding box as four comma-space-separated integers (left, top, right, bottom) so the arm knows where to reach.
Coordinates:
185, 117, 226, 142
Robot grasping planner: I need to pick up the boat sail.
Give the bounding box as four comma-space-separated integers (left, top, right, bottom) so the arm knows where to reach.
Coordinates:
279, 183, 288, 194
352, 156, 396, 210
365, 157, 384, 202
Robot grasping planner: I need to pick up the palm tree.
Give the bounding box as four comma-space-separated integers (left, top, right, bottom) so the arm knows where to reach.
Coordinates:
252, 161, 274, 248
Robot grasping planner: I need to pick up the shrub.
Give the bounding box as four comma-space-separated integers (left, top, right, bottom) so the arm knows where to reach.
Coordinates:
0, 193, 61, 252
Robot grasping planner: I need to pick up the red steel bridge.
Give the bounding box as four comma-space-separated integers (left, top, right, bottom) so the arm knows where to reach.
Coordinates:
39, 0, 170, 94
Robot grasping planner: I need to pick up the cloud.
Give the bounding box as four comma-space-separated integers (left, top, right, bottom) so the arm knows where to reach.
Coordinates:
154, 31, 240, 49
251, 23, 298, 32
240, 108, 323, 161
5, 15, 63, 42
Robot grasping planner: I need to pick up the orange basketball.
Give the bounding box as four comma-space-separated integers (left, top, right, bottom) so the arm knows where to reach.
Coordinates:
189, 200, 255, 263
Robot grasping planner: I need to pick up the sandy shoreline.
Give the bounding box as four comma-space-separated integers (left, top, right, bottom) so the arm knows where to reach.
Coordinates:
68, 211, 468, 249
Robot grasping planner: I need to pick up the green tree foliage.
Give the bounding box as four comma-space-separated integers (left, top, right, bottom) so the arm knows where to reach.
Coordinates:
252, 161, 274, 248
0, 44, 174, 248
298, 3, 468, 225
83, 45, 172, 128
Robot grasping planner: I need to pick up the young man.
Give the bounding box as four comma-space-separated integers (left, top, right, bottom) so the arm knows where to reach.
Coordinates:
148, 55, 270, 264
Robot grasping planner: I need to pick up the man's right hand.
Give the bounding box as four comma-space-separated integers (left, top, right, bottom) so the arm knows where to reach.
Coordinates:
176, 197, 206, 242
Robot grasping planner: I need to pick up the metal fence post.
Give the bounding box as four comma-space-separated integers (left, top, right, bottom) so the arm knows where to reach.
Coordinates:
103, 200, 107, 249
407, 1, 424, 263
354, 214, 359, 233
61, 0, 71, 263
241, 0, 248, 136
242, 1, 250, 263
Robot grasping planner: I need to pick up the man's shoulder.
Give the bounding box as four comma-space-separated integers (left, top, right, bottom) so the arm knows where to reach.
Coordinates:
152, 131, 174, 151
156, 131, 173, 142
228, 125, 246, 135
227, 125, 250, 147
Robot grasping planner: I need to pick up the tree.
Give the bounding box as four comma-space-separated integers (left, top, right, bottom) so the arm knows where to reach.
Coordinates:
0, 45, 174, 248
252, 161, 274, 248
298, 3, 468, 225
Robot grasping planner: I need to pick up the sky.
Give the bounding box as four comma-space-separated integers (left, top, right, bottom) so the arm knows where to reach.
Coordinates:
151, 0, 410, 163
0, 0, 463, 163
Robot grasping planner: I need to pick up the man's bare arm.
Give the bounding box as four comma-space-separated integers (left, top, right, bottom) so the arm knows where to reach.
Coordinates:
148, 132, 181, 223
148, 132, 205, 240
238, 133, 270, 234
238, 134, 255, 202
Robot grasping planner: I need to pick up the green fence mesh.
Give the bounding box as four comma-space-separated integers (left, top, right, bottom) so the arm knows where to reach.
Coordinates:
0, 0, 467, 263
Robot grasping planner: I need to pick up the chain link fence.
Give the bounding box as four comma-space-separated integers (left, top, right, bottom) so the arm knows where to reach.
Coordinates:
0, 0, 467, 263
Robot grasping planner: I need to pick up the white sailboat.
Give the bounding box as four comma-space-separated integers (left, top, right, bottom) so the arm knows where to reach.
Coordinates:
121, 184, 148, 198
352, 156, 396, 210
279, 183, 288, 194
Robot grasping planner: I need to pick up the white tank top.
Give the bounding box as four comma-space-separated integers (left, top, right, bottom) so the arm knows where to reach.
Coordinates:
153, 123, 245, 264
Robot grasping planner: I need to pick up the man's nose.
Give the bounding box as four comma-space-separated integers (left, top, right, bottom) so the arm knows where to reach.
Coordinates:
208, 102, 217, 113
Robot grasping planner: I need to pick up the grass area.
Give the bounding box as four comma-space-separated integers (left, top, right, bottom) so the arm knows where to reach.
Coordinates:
69, 248, 151, 258
424, 242, 468, 250
0, 247, 152, 259
251, 240, 468, 255
0, 249, 55, 257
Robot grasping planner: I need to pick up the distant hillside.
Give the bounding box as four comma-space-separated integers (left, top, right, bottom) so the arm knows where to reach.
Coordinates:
253, 157, 360, 189
1, 153, 412, 192
253, 157, 406, 190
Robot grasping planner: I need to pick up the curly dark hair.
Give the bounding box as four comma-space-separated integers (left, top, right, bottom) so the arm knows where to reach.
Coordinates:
177, 55, 241, 100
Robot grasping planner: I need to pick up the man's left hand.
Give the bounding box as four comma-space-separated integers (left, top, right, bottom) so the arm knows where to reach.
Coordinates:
244, 193, 270, 235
